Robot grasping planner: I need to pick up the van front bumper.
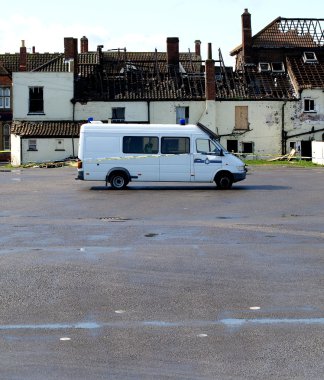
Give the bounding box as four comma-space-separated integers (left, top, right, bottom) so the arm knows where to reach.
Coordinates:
233, 171, 246, 183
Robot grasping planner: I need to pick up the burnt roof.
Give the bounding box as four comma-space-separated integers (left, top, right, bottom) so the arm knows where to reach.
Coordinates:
287, 52, 324, 90
231, 17, 324, 55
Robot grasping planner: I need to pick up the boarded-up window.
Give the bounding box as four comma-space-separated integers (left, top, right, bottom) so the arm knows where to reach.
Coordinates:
235, 106, 249, 130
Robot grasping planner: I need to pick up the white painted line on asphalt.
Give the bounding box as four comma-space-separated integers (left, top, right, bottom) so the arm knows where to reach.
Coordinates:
249, 306, 261, 310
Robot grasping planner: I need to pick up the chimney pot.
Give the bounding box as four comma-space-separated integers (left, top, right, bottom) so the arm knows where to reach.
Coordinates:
208, 43, 212, 60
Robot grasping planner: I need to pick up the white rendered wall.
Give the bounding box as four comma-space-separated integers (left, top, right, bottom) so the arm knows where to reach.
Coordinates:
19, 137, 79, 164
13, 72, 74, 120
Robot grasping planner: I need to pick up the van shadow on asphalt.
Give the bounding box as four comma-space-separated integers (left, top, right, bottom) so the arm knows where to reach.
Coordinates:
89, 185, 291, 191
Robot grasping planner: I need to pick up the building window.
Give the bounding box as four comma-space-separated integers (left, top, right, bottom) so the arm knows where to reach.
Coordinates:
55, 139, 65, 151
0, 87, 11, 109
227, 140, 238, 153
111, 107, 125, 122
29, 87, 44, 113
242, 142, 253, 154
303, 52, 318, 63
161, 137, 190, 154
304, 98, 315, 112
258, 62, 270, 72
3, 123, 10, 150
271, 62, 285, 73
235, 106, 249, 130
28, 139, 37, 151
176, 106, 189, 124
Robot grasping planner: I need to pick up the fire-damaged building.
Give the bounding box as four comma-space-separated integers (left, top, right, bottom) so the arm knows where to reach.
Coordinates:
0, 8, 323, 165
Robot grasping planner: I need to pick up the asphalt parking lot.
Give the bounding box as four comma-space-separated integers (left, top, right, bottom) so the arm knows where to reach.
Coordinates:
0, 165, 324, 379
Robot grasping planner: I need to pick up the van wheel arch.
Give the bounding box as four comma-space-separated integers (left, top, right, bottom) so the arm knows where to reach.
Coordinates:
215, 171, 233, 190
107, 168, 130, 189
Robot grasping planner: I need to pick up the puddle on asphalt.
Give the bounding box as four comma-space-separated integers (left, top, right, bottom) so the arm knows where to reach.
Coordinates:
145, 233, 158, 238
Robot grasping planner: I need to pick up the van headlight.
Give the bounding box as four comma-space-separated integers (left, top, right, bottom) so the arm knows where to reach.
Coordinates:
237, 165, 245, 172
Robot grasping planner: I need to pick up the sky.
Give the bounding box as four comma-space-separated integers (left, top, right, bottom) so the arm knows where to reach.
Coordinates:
1, 0, 324, 66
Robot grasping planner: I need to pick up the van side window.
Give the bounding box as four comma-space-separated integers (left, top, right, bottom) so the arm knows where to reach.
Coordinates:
196, 139, 221, 155
123, 136, 158, 154
161, 137, 190, 154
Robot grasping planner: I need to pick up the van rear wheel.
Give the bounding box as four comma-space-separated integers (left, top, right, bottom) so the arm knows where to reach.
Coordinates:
215, 172, 233, 190
110, 173, 128, 190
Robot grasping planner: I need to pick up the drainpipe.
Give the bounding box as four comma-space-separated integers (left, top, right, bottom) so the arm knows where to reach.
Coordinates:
71, 99, 76, 158
147, 100, 151, 123
20, 137, 23, 166
281, 101, 287, 155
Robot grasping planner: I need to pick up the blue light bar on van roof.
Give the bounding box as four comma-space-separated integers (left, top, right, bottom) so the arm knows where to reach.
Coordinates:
179, 119, 186, 125
88, 117, 94, 123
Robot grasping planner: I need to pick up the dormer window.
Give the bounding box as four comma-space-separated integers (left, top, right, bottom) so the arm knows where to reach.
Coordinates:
271, 62, 285, 73
258, 62, 270, 72
303, 51, 318, 63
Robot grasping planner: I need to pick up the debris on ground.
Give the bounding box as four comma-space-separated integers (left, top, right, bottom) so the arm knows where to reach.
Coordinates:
267, 149, 296, 162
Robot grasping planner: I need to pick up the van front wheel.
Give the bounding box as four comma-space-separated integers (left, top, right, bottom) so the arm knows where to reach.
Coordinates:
215, 172, 233, 190
110, 173, 128, 190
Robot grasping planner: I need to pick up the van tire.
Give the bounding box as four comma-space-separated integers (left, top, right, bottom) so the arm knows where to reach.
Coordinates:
215, 172, 233, 190
110, 173, 129, 190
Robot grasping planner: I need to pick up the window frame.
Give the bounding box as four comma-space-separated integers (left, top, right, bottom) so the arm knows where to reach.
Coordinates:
196, 138, 221, 155
111, 107, 125, 123
28, 139, 37, 151
161, 136, 190, 155
0, 87, 11, 109
28, 86, 44, 114
176, 106, 189, 124
3, 123, 11, 150
242, 141, 254, 154
303, 51, 318, 63
304, 98, 315, 113
122, 136, 159, 154
271, 62, 285, 73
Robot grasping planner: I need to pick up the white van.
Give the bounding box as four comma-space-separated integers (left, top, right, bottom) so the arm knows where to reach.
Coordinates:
77, 122, 247, 189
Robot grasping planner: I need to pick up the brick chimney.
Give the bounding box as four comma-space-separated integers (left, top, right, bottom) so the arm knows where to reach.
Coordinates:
242, 8, 252, 64
64, 37, 78, 75
195, 40, 201, 57
205, 43, 215, 100
81, 36, 88, 53
167, 37, 179, 72
19, 40, 27, 71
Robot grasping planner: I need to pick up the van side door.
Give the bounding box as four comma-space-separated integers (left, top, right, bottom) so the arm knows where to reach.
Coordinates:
159, 136, 192, 181
122, 136, 160, 181
193, 138, 222, 181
